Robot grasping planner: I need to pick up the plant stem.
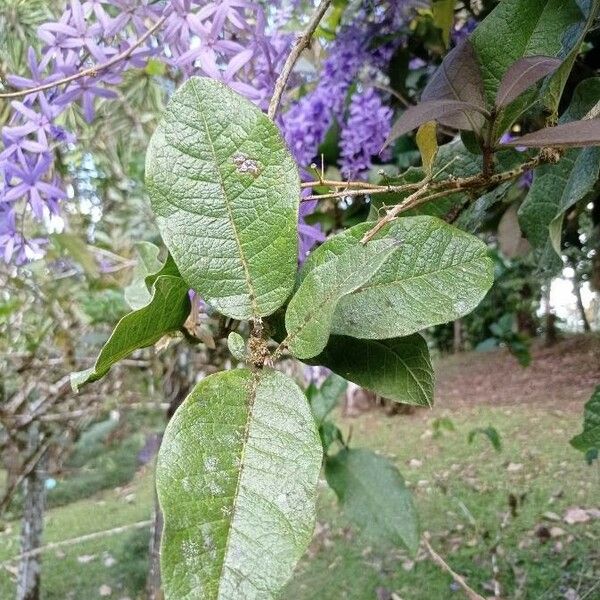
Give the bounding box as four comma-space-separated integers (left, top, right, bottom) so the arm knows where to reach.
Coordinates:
267, 0, 333, 119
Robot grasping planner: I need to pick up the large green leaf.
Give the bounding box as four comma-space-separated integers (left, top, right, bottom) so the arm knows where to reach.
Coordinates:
470, 0, 584, 135
302, 217, 493, 339
518, 78, 600, 269
156, 368, 322, 600
284, 239, 399, 359
542, 0, 599, 115
307, 374, 348, 425
571, 386, 600, 453
146, 77, 300, 320
325, 449, 419, 555
71, 275, 190, 390
314, 334, 434, 407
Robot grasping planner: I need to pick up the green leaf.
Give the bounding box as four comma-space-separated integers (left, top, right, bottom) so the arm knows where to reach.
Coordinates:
432, 417, 455, 437
570, 386, 600, 453
518, 78, 600, 265
432, 0, 456, 48
470, 0, 585, 135
146, 77, 300, 320
124, 242, 162, 310
543, 0, 599, 116
227, 331, 247, 361
284, 239, 399, 359
156, 368, 322, 600
370, 140, 521, 220
319, 421, 345, 453
325, 448, 419, 555
455, 182, 513, 233
309, 374, 347, 425
71, 275, 190, 390
313, 334, 434, 407
302, 217, 494, 339
468, 426, 502, 452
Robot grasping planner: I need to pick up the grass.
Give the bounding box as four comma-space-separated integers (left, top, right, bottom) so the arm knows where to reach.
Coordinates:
285, 405, 600, 600
0, 341, 599, 599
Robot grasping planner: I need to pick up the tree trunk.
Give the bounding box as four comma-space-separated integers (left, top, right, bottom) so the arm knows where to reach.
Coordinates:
572, 271, 591, 332
453, 319, 463, 353
147, 496, 164, 600
16, 429, 46, 600
543, 281, 558, 346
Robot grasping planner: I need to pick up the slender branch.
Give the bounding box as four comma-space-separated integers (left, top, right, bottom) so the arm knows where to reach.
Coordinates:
424, 540, 486, 600
0, 16, 167, 100
0, 520, 152, 564
0, 436, 52, 515
300, 178, 384, 190
267, 0, 333, 119
361, 176, 432, 243
360, 155, 543, 244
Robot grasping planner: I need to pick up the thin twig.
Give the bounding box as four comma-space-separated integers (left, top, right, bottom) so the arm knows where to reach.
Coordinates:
0, 17, 167, 99
267, 0, 333, 119
300, 178, 384, 190
424, 539, 486, 600
1, 520, 152, 565
361, 175, 432, 243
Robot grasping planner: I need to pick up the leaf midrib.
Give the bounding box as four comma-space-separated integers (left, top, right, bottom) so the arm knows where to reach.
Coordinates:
216, 370, 259, 599
191, 80, 258, 318
369, 339, 433, 407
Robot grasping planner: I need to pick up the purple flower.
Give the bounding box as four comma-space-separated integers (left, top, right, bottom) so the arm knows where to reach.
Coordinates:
451, 17, 477, 45
3, 154, 66, 220
339, 88, 392, 180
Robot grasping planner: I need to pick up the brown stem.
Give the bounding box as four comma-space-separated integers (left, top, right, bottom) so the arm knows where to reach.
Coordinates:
0, 16, 167, 99
267, 0, 332, 119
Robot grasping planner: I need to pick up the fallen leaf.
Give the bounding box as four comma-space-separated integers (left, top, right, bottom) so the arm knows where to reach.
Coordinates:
549, 527, 566, 538
542, 511, 561, 522
103, 554, 117, 567
506, 462, 523, 472
564, 508, 590, 525
77, 554, 96, 564
402, 559, 415, 571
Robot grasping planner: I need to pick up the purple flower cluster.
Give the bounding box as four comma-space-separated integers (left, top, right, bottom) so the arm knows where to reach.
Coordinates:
0, 0, 290, 262
1, 0, 421, 264
281, 25, 369, 168
339, 88, 393, 180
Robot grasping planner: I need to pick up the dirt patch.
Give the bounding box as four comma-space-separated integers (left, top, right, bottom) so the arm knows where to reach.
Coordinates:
434, 334, 600, 410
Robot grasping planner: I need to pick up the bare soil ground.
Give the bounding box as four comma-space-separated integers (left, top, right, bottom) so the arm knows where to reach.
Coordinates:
434, 334, 600, 411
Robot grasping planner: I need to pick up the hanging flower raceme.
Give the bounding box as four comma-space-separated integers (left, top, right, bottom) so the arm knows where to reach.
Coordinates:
0, 0, 420, 263
339, 88, 393, 180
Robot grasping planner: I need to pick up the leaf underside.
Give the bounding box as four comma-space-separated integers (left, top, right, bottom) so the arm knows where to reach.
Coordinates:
325, 448, 420, 555
146, 77, 300, 320
301, 217, 494, 340
284, 239, 399, 359
156, 368, 322, 600
313, 333, 434, 407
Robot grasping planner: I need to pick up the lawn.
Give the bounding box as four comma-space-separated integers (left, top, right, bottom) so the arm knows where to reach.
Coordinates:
0, 337, 599, 599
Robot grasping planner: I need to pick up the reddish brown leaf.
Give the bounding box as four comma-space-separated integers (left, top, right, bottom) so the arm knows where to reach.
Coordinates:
496, 56, 562, 107
504, 119, 600, 148
383, 100, 489, 150
421, 39, 487, 131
